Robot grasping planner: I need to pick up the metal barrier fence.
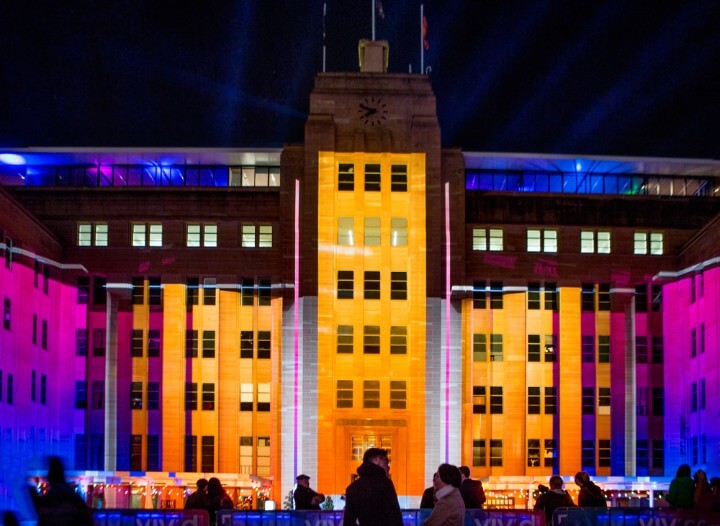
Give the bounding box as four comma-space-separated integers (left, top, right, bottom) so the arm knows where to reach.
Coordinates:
553, 507, 720, 526
92, 509, 210, 526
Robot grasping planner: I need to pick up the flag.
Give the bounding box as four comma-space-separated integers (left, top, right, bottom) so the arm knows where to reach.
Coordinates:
422, 15, 429, 50
376, 0, 385, 20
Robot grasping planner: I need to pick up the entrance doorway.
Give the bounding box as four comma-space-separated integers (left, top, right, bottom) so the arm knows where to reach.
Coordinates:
349, 434, 392, 482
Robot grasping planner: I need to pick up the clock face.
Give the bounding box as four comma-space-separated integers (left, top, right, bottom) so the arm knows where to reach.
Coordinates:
358, 96, 388, 126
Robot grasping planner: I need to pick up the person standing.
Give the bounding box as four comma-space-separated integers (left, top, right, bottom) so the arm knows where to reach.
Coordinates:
342, 447, 403, 526
693, 470, 712, 512
207, 477, 233, 525
573, 472, 606, 507
424, 464, 465, 526
533, 475, 575, 526
666, 464, 695, 510
458, 466, 486, 509
33, 456, 93, 526
293, 474, 325, 510
420, 485, 436, 509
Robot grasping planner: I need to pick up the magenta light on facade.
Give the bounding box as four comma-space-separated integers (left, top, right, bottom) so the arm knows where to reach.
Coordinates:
293, 179, 300, 477
444, 182, 451, 462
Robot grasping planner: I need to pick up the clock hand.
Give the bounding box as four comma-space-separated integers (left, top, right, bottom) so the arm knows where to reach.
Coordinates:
359, 104, 377, 116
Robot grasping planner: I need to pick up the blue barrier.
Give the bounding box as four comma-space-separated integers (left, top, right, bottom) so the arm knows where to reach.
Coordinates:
553, 508, 720, 526
92, 509, 210, 526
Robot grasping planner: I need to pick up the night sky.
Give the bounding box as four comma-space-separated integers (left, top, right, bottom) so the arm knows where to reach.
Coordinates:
1, 1, 719, 159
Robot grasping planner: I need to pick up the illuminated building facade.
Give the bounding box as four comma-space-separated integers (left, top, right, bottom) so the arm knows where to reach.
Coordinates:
1, 47, 719, 511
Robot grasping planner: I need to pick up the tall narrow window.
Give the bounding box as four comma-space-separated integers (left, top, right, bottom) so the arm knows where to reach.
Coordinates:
528, 439, 541, 467
489, 281, 503, 309
599, 440, 611, 467
490, 440, 503, 467
241, 278, 254, 306
240, 384, 254, 411
582, 440, 595, 469
186, 277, 199, 308
633, 232, 648, 254
364, 163, 381, 191
77, 276, 90, 304
148, 329, 160, 357
3, 298, 10, 330
242, 225, 257, 247
258, 385, 272, 412
365, 217, 381, 246
240, 331, 254, 358
473, 334, 487, 362
337, 380, 353, 408
390, 218, 407, 246
390, 164, 407, 191
544, 283, 558, 311
91, 381, 104, 409
527, 283, 540, 310
147, 435, 160, 471
390, 326, 407, 355
544, 387, 557, 414
201, 436, 214, 472
598, 336, 610, 363
258, 278, 271, 306
148, 382, 160, 410
130, 435, 143, 471
338, 163, 354, 191
258, 225, 273, 247
76, 329, 88, 356
528, 387, 541, 414
636, 336, 648, 363
649, 233, 664, 255
185, 436, 197, 472
364, 271, 381, 299
148, 277, 162, 306
257, 331, 271, 359
130, 382, 143, 409
202, 383, 215, 410
131, 329, 144, 357
337, 271, 354, 299
75, 381, 88, 408
528, 334, 541, 362
338, 217, 354, 245
93, 328, 106, 357
390, 381, 407, 409
337, 325, 353, 354
131, 277, 145, 305
581, 335, 594, 363
473, 386, 486, 414
363, 326, 380, 354
203, 278, 216, 306
132, 224, 147, 247
490, 334, 503, 362
391, 272, 407, 300
490, 386, 503, 414
598, 283, 611, 311
185, 330, 198, 358
473, 281, 486, 309
202, 330, 215, 358
363, 380, 380, 408
582, 388, 595, 414
581, 284, 595, 311
473, 439, 486, 467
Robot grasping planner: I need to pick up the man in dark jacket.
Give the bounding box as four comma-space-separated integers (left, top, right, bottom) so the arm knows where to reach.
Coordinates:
459, 466, 486, 509
534, 475, 575, 525
185, 478, 211, 511
574, 471, 607, 507
294, 474, 325, 510
343, 448, 403, 526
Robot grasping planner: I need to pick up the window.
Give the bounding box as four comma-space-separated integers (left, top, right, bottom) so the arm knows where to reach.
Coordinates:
637, 387, 648, 416
473, 386, 486, 414
490, 439, 503, 467
700, 323, 706, 354
338, 217, 354, 245
242, 225, 256, 247
93, 328, 106, 357
365, 163, 381, 191
598, 283, 611, 311
581, 231, 611, 253
186, 277, 199, 307
3, 298, 10, 330
390, 218, 407, 246
130, 435, 143, 471
701, 378, 706, 409
147, 435, 160, 471
76, 329, 88, 356
473, 439, 486, 467
258, 278, 271, 306
240, 384, 253, 411
132, 277, 145, 305
202, 330, 215, 358
691, 382, 698, 412
257, 437, 271, 476
337, 271, 353, 299
364, 326, 380, 354
473, 334, 487, 362
4, 238, 12, 268
185, 436, 197, 472
148, 382, 159, 410
130, 382, 143, 410
365, 217, 381, 246
364, 271, 381, 299
634, 232, 663, 255
473, 281, 486, 309
41, 320, 48, 349
651, 336, 663, 363
581, 284, 595, 311
75, 381, 88, 409
148, 329, 160, 357
338, 163, 354, 191
544, 335, 557, 361
545, 283, 559, 311
598, 336, 610, 363
598, 387, 610, 413
652, 440, 664, 471
185, 382, 198, 411
239, 436, 252, 474
651, 284, 662, 312
528, 439, 541, 467
201, 436, 214, 472
257, 331, 271, 359
599, 440, 611, 467
148, 278, 161, 306
472, 228, 504, 251
582, 388, 594, 414
337, 380, 353, 408
390, 381, 406, 409
528, 334, 541, 362
581, 335, 594, 363
186, 223, 217, 247
6, 374, 12, 404
637, 439, 649, 469
363, 380, 380, 408
131, 329, 144, 357
528, 283, 540, 310
490, 334, 503, 362
91, 381, 104, 409
489, 281, 503, 309
635, 284, 648, 312
257, 383, 270, 411
544, 440, 557, 467
132, 223, 162, 247
691, 328, 697, 357
203, 278, 216, 305
78, 223, 108, 246
337, 325, 353, 354
258, 225, 272, 247
527, 229, 557, 253
391, 164, 407, 191
186, 330, 198, 358
241, 278, 254, 305
636, 336, 648, 363
390, 326, 407, 355
37, 374, 44, 405
77, 276, 90, 304
652, 387, 664, 416
582, 440, 595, 469
490, 386, 503, 414
202, 383, 215, 411
391, 272, 407, 300
528, 387, 541, 414
545, 387, 557, 414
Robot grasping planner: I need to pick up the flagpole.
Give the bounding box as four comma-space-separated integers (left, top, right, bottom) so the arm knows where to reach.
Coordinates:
420, 4, 424, 74
322, 2, 327, 72
372, 0, 376, 40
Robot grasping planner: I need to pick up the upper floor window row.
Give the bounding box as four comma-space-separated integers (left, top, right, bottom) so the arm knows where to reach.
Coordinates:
466, 169, 716, 197
338, 217, 407, 247
338, 163, 408, 192
24, 164, 281, 188
78, 222, 273, 248
472, 228, 664, 255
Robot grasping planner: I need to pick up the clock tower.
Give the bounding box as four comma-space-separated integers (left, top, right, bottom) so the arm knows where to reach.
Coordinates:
279, 41, 465, 505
